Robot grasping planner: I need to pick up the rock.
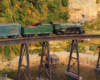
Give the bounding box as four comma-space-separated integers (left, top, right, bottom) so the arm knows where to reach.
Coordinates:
68, 0, 100, 22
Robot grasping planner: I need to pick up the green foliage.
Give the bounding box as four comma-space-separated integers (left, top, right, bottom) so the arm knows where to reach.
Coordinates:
0, 0, 69, 25
96, 0, 100, 3
90, 24, 95, 30
33, 42, 43, 47
98, 44, 100, 48
64, 45, 71, 52
54, 0, 60, 6
10, 0, 18, 6
40, 19, 47, 23
47, 1, 56, 13
25, 1, 30, 8
5, 12, 13, 23
83, 22, 93, 30
89, 45, 97, 51
94, 18, 100, 30
79, 46, 86, 53
29, 49, 42, 54
62, 0, 68, 6
20, 0, 24, 5
14, 44, 20, 56
36, 1, 43, 14
14, 9, 26, 26
59, 11, 70, 20
83, 18, 100, 30
0, 2, 6, 13
0, 68, 13, 74
4, 46, 12, 60
25, 19, 34, 25
54, 0, 60, 10
0, 46, 3, 53
12, 45, 18, 55
0, 13, 6, 17
47, 13, 58, 22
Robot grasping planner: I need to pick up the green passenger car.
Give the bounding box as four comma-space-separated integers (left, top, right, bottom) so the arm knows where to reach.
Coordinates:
0, 23, 21, 38
21, 23, 53, 37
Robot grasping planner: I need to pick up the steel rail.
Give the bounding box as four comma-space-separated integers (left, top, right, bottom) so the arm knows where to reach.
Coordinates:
0, 34, 100, 46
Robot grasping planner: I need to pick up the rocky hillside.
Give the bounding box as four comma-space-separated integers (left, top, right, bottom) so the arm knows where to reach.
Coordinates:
68, 0, 100, 22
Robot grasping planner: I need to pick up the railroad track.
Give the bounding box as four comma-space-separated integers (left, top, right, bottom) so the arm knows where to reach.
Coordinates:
0, 33, 100, 46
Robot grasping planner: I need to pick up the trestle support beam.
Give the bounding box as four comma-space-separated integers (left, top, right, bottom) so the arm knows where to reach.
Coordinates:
95, 48, 100, 72
65, 40, 82, 80
37, 42, 51, 80
17, 43, 31, 80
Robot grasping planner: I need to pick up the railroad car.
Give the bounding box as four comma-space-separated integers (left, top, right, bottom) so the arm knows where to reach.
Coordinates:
21, 23, 53, 37
51, 22, 85, 35
0, 23, 21, 38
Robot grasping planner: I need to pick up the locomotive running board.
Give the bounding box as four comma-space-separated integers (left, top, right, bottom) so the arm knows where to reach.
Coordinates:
65, 40, 82, 80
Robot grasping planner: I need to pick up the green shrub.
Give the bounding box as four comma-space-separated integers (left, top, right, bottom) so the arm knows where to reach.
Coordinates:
12, 45, 18, 55
90, 24, 95, 30
98, 44, 100, 48
4, 46, 12, 60
54, 0, 60, 10
33, 42, 43, 47
40, 19, 47, 23
59, 11, 70, 20
89, 45, 97, 51
83, 22, 90, 30
96, 0, 100, 3
25, 20, 34, 26
95, 18, 100, 30
79, 46, 86, 53
0, 13, 6, 17
0, 2, 6, 13
47, 13, 58, 22
0, 46, 3, 53
29, 49, 42, 54
47, 2, 56, 13
10, 0, 18, 6
64, 45, 71, 52
36, 1, 43, 14
62, 0, 68, 6
0, 68, 13, 74
20, 0, 24, 5
14, 44, 21, 56
5, 12, 13, 23
54, 0, 60, 6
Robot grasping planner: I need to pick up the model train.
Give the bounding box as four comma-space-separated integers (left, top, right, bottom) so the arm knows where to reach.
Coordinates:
0, 22, 85, 38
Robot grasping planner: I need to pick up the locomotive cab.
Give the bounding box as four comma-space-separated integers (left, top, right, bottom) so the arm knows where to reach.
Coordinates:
50, 22, 61, 35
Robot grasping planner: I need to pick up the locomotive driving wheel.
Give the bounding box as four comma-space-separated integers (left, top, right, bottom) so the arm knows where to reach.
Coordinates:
61, 31, 65, 35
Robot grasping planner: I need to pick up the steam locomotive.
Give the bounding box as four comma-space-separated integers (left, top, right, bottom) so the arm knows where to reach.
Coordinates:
0, 22, 85, 38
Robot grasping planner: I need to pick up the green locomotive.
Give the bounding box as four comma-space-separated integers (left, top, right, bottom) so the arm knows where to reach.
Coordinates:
51, 22, 85, 35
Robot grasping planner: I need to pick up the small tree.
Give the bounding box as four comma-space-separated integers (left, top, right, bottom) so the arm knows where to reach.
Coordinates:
62, 0, 68, 6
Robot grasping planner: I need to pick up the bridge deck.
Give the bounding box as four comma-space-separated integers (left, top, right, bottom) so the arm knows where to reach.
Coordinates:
0, 34, 100, 46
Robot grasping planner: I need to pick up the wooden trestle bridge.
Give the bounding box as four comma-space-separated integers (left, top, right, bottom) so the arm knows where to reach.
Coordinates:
1, 34, 100, 80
